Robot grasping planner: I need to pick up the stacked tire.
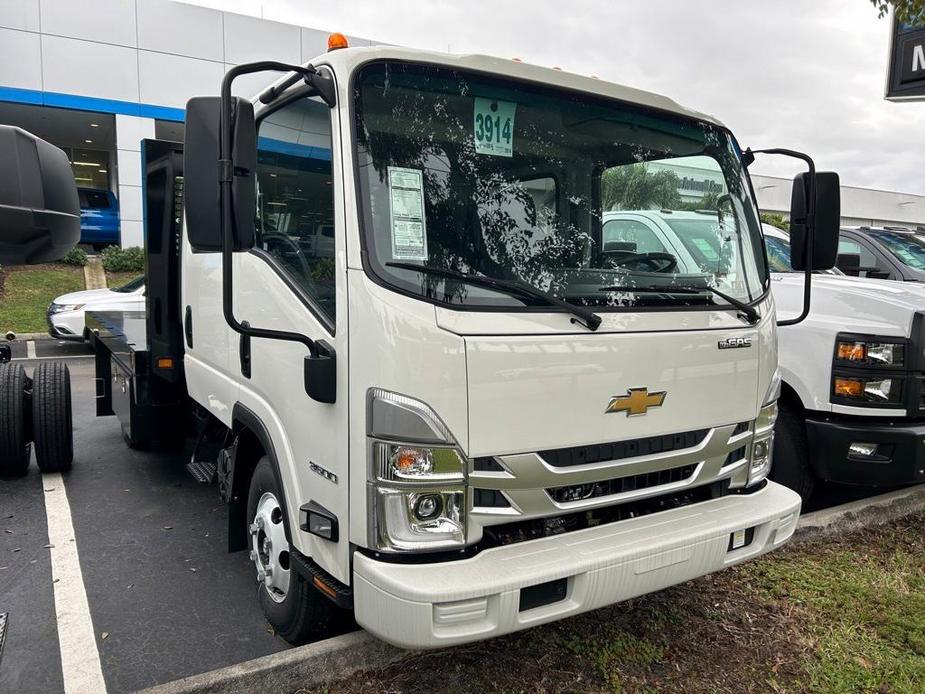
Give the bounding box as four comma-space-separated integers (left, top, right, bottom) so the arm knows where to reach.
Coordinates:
0, 361, 73, 476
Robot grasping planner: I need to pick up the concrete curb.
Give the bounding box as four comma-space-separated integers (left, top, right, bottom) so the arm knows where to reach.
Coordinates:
793, 483, 925, 543
6, 332, 52, 341
137, 631, 407, 694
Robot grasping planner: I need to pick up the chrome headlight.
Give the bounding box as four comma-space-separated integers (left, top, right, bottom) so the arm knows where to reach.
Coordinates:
50, 303, 84, 314
832, 376, 903, 406
367, 389, 466, 552
835, 337, 904, 367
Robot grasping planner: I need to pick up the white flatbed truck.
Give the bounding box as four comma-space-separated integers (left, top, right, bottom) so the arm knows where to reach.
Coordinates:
2, 39, 841, 649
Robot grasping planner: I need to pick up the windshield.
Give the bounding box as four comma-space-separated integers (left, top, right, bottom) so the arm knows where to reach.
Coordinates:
113, 275, 145, 293
868, 230, 925, 271
354, 61, 767, 311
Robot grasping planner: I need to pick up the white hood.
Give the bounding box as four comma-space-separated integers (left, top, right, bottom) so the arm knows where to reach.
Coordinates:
53, 288, 116, 305
771, 273, 925, 335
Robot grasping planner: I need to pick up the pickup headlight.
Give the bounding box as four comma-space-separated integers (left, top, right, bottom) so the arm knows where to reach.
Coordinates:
835, 337, 904, 367
367, 389, 466, 552
832, 376, 903, 405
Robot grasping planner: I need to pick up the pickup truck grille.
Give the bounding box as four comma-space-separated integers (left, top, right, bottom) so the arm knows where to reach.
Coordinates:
469, 421, 755, 534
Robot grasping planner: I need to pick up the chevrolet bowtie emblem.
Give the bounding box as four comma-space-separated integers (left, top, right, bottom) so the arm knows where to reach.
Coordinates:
605, 387, 667, 416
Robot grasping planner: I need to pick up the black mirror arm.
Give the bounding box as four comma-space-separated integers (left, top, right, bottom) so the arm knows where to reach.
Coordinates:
220, 61, 325, 359
744, 147, 816, 327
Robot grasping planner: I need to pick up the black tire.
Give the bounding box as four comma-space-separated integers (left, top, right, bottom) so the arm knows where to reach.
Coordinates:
32, 362, 73, 473
770, 403, 815, 502
0, 363, 30, 476
247, 457, 343, 644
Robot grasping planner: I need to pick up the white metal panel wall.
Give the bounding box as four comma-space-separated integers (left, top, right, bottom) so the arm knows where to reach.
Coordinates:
0, 0, 39, 31
40, 0, 137, 48
0, 27, 41, 89
223, 13, 301, 65
139, 51, 225, 109
115, 114, 154, 248
137, 0, 224, 62
42, 35, 139, 101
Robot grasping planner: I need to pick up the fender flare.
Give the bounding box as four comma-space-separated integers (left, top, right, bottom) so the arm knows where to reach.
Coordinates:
228, 402, 294, 551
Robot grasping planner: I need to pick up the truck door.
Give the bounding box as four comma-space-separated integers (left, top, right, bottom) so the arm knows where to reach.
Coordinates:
231, 93, 350, 583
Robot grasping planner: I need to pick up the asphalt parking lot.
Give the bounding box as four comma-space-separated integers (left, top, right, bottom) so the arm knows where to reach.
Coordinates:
0, 355, 293, 693
0, 340, 895, 693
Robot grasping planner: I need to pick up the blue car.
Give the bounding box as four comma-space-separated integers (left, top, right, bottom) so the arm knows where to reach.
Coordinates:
78, 188, 120, 249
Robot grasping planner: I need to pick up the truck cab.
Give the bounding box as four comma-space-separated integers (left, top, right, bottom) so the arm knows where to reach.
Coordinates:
83, 43, 841, 649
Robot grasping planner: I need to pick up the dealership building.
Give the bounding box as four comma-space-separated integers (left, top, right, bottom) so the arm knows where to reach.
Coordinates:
0, 0, 922, 248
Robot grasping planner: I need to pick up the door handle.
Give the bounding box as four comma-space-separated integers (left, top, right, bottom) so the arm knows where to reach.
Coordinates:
240, 320, 251, 378
184, 306, 193, 348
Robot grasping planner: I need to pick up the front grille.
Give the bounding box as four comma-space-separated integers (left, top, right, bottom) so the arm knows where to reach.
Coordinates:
538, 429, 708, 468
473, 457, 506, 472
481, 480, 730, 549
473, 489, 511, 508
725, 446, 747, 466
547, 463, 697, 503
732, 421, 750, 436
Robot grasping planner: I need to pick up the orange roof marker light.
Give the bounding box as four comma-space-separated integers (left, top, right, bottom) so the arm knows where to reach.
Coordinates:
327, 32, 349, 51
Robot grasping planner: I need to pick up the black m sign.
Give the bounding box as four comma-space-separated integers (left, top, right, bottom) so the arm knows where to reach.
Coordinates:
887, 16, 925, 101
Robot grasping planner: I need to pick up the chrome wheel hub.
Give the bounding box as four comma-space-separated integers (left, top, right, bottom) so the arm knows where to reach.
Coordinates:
249, 492, 291, 603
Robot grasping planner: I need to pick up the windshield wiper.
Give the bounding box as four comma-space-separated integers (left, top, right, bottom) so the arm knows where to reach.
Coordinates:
598, 283, 760, 325
387, 262, 602, 331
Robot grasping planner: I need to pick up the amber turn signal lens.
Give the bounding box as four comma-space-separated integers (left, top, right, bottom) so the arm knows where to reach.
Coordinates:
156, 357, 174, 369
327, 32, 349, 51
834, 377, 864, 397
836, 342, 866, 361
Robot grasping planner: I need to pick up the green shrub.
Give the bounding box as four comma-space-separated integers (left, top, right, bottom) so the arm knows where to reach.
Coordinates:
60, 247, 88, 266
101, 245, 145, 272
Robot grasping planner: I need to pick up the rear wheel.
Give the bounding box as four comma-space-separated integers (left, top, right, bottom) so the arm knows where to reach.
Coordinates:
0, 363, 30, 476
770, 403, 815, 502
32, 362, 73, 473
246, 457, 343, 644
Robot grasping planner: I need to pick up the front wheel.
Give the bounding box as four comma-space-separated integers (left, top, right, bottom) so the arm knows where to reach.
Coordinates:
246, 457, 343, 644
770, 403, 815, 502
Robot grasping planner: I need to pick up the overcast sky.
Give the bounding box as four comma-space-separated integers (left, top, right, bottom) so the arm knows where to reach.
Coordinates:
189, 0, 923, 195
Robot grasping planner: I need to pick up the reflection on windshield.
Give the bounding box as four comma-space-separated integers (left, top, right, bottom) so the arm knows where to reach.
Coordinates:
354, 61, 767, 311
869, 231, 925, 271
113, 275, 145, 293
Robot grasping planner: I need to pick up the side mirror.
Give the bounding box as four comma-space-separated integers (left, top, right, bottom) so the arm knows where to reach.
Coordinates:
789, 171, 840, 271
184, 96, 256, 252
835, 252, 860, 276
0, 126, 80, 265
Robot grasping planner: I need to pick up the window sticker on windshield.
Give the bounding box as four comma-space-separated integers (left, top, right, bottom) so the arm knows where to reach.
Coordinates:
388, 166, 428, 261
474, 98, 516, 157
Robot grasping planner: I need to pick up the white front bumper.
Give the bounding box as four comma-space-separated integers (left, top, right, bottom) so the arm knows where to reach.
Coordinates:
354, 481, 800, 649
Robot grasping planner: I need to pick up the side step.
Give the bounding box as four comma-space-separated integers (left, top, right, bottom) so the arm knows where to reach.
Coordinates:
186, 461, 217, 484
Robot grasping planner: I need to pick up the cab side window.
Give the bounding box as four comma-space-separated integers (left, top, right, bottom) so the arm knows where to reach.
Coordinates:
838, 236, 878, 270
255, 96, 336, 325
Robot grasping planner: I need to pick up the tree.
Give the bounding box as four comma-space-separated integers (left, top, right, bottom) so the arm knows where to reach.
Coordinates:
601, 163, 681, 211
870, 0, 925, 24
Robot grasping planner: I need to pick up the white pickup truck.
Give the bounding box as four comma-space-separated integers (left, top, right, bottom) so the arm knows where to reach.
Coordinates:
604, 210, 925, 499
